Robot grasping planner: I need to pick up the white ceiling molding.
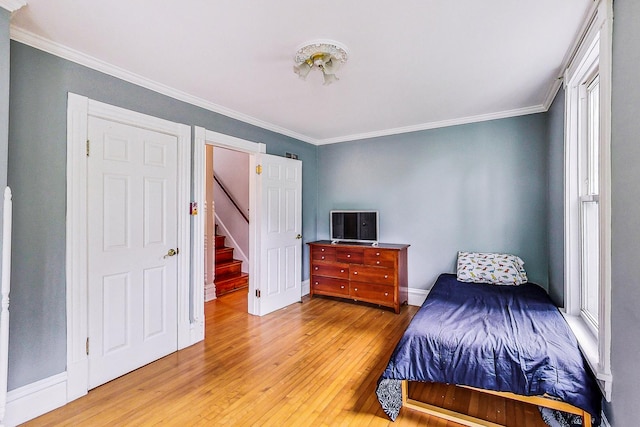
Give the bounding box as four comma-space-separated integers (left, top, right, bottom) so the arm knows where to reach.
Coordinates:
0, 0, 26, 13
9, 20, 577, 147
9, 25, 317, 145
316, 105, 548, 145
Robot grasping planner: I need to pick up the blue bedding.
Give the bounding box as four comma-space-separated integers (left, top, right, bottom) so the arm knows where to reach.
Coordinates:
376, 273, 600, 422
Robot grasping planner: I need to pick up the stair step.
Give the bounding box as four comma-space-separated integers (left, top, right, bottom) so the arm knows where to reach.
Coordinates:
215, 247, 234, 263
215, 259, 242, 276
215, 272, 249, 296
215, 235, 226, 247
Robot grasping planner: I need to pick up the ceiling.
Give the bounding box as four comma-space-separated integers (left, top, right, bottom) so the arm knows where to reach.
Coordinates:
7, 1, 593, 145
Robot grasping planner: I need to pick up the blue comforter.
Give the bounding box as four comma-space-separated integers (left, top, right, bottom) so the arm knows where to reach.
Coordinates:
376, 273, 600, 422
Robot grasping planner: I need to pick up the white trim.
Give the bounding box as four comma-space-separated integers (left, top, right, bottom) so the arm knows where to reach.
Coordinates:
10, 25, 579, 147
315, 105, 547, 145
66, 93, 194, 403
601, 411, 611, 427
562, 0, 613, 402
10, 26, 315, 145
0, 0, 25, 13
301, 279, 310, 297
4, 373, 67, 427
192, 127, 265, 317
408, 287, 430, 307
0, 188, 12, 427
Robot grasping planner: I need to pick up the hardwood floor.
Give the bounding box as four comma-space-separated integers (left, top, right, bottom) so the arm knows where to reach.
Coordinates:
23, 291, 548, 426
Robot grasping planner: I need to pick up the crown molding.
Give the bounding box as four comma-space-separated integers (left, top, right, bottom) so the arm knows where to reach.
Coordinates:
0, 0, 26, 13
9, 25, 317, 145
315, 105, 548, 145
8, 25, 564, 148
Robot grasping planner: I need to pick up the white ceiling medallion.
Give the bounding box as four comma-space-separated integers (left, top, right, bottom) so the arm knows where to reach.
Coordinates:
293, 39, 348, 85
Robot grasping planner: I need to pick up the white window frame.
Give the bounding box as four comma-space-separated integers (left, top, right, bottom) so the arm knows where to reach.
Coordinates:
563, 0, 612, 401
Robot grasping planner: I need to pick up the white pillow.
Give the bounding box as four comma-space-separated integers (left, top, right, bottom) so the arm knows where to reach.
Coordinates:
456, 251, 528, 285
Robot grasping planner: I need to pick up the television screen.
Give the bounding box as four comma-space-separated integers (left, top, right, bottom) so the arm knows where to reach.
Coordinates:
330, 211, 378, 244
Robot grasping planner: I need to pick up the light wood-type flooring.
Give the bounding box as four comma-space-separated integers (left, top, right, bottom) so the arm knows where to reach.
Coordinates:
24, 291, 548, 426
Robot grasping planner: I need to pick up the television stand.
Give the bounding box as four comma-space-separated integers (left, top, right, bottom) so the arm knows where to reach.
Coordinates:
308, 240, 409, 313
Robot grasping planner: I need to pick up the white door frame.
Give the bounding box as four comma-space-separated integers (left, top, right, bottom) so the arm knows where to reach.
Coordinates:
193, 127, 265, 318
66, 93, 192, 401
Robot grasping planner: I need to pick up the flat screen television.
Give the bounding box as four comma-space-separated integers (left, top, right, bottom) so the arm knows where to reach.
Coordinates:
330, 210, 379, 246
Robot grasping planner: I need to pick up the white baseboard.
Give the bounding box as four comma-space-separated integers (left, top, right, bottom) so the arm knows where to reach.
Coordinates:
5, 372, 67, 427
408, 287, 430, 306
302, 279, 310, 297
204, 282, 216, 302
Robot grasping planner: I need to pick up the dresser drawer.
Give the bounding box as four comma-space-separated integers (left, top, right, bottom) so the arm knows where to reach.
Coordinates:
311, 276, 349, 296
311, 262, 349, 279
312, 246, 336, 262
336, 248, 364, 264
350, 265, 395, 285
350, 283, 395, 305
364, 248, 396, 268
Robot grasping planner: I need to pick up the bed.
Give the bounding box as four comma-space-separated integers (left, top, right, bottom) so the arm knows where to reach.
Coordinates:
376, 272, 601, 426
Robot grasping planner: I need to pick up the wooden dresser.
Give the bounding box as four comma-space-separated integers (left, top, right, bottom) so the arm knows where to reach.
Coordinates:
308, 241, 409, 313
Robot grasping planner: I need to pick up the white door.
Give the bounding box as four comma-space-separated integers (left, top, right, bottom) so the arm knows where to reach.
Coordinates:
87, 116, 179, 389
256, 154, 302, 316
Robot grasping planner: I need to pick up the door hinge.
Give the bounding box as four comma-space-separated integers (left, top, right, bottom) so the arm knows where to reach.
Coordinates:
86, 139, 90, 157
256, 164, 262, 175
256, 289, 261, 298
86, 337, 89, 355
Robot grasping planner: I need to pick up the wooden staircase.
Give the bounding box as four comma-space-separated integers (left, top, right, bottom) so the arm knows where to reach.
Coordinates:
214, 234, 249, 297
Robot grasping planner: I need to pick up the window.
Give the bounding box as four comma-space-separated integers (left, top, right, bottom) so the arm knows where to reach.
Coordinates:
563, 0, 612, 401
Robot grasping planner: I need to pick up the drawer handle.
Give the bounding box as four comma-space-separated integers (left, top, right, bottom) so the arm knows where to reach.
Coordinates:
376, 252, 380, 256
384, 292, 389, 296
321, 248, 325, 252
315, 267, 318, 270
376, 261, 380, 265
354, 288, 358, 291
340, 285, 345, 289
315, 282, 319, 285
347, 254, 351, 258
384, 275, 388, 279
354, 271, 358, 275
321, 256, 325, 259
340, 269, 344, 273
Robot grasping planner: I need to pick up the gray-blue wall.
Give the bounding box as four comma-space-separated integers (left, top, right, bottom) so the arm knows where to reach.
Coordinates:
607, 0, 640, 424
0, 9, 10, 288
7, 41, 317, 391
317, 115, 549, 290
546, 88, 565, 306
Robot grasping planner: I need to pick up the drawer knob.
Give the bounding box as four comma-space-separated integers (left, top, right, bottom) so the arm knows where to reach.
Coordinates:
384, 275, 388, 279
376, 252, 380, 256
354, 288, 358, 291
376, 261, 380, 265
354, 271, 358, 275
315, 267, 318, 270
340, 269, 344, 273
341, 285, 345, 289
315, 282, 319, 285
385, 292, 389, 296
347, 254, 351, 258
321, 248, 325, 252
321, 256, 325, 259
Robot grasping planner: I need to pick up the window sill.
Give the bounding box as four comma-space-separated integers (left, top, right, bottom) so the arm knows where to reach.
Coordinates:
561, 312, 612, 400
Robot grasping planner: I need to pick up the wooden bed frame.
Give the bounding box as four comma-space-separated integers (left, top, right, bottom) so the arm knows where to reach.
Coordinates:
401, 380, 592, 427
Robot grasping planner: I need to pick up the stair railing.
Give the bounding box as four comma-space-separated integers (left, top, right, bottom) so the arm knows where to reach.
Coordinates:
214, 175, 249, 223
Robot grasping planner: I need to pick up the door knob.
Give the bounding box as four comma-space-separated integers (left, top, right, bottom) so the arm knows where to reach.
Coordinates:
164, 248, 179, 258
295, 234, 302, 239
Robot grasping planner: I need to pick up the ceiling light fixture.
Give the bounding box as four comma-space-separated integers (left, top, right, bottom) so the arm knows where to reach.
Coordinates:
293, 40, 349, 85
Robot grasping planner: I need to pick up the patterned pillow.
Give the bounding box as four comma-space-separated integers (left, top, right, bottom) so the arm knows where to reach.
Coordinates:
456, 251, 528, 285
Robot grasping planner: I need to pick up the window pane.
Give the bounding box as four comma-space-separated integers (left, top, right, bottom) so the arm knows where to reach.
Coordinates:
581, 200, 599, 328
587, 75, 600, 195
